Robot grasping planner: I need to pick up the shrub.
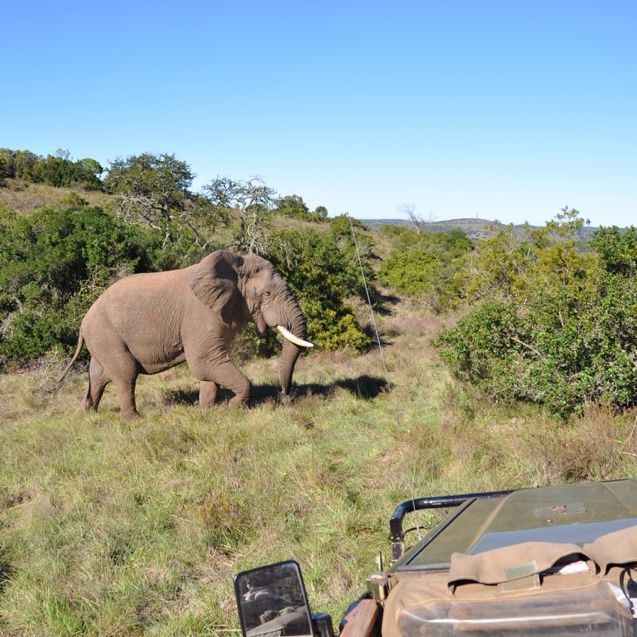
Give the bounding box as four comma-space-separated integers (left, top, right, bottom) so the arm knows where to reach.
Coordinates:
378, 226, 472, 310
0, 207, 163, 368
435, 215, 637, 416
589, 225, 637, 276
59, 191, 90, 209
380, 248, 441, 297
266, 229, 372, 351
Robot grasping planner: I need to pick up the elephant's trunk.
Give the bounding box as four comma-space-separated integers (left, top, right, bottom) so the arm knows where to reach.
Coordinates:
277, 300, 310, 396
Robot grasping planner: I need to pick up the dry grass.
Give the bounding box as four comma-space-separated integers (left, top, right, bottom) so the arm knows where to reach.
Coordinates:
1, 297, 636, 635
0, 180, 111, 214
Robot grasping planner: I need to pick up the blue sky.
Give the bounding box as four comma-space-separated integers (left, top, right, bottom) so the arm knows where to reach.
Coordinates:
2, 0, 636, 226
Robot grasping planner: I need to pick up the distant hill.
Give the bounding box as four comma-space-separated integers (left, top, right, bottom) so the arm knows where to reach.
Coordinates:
360, 217, 600, 241
0, 178, 604, 243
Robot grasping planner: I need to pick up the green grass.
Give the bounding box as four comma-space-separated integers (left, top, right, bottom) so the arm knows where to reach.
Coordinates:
1, 301, 637, 635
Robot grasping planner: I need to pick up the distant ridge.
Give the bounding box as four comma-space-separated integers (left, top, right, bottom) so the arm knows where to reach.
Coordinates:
360, 217, 502, 240
359, 217, 600, 241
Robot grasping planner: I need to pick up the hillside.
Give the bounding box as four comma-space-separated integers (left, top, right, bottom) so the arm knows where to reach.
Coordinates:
1, 292, 636, 634
0, 178, 111, 213
0, 179, 601, 242
2, 161, 637, 634
0, 180, 500, 238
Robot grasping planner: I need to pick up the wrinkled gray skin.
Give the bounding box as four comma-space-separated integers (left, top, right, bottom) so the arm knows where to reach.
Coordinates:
59, 250, 308, 418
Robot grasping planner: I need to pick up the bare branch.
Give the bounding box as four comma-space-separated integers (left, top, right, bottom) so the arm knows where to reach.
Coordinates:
398, 202, 427, 234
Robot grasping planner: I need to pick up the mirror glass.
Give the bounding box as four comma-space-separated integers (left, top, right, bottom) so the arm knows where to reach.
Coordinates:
235, 560, 314, 637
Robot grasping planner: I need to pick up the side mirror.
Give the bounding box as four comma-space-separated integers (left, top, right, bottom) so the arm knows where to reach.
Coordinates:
234, 560, 315, 636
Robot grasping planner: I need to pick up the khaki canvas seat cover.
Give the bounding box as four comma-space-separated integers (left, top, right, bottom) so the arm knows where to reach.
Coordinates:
381, 525, 637, 637
448, 524, 637, 587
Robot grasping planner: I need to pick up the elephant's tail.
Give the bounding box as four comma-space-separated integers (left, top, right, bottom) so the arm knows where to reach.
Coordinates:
57, 331, 85, 385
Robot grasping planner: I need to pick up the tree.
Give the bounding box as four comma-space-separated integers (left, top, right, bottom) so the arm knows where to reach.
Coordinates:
274, 195, 328, 222
275, 194, 311, 220
105, 153, 194, 225
13, 150, 39, 180
1, 149, 103, 189
314, 205, 328, 219
0, 148, 15, 179
398, 202, 427, 234
105, 153, 227, 260
78, 158, 104, 185
204, 176, 275, 255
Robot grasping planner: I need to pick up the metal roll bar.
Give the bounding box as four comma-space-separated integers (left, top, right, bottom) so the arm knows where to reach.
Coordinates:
389, 489, 515, 562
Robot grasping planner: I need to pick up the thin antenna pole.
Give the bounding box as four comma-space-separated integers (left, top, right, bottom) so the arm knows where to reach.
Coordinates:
348, 216, 392, 393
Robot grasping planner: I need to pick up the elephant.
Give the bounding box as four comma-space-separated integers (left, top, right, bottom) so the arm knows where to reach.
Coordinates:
57, 250, 314, 418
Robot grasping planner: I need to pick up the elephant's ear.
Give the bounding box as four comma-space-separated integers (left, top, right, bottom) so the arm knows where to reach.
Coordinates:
188, 251, 243, 316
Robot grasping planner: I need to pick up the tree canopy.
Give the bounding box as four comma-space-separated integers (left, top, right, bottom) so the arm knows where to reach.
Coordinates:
0, 148, 103, 189
105, 153, 229, 261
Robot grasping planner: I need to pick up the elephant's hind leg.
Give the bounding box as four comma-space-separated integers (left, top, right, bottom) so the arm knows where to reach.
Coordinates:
90, 345, 140, 419
84, 358, 111, 411
112, 364, 139, 419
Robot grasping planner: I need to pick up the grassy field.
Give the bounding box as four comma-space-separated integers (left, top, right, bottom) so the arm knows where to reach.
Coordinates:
0, 180, 112, 214
1, 296, 636, 636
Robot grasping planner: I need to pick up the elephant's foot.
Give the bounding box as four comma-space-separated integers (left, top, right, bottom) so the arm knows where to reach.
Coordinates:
199, 381, 218, 408
225, 376, 251, 408
278, 393, 293, 406
228, 394, 250, 408
120, 408, 140, 419
83, 396, 104, 412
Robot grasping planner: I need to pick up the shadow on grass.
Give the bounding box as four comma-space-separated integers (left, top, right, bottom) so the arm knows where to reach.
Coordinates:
0, 559, 13, 595
163, 374, 389, 407
371, 289, 401, 316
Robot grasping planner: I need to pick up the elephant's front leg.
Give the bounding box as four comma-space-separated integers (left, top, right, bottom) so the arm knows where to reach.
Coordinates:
198, 361, 250, 407
187, 350, 251, 408
199, 380, 218, 408
215, 362, 251, 407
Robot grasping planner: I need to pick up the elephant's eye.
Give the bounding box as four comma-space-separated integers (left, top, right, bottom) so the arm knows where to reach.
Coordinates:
264, 290, 272, 297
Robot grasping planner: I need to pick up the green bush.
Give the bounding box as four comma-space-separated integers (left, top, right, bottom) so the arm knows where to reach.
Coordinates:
266, 229, 372, 351
326, 215, 376, 289
435, 216, 637, 416
380, 248, 441, 296
0, 207, 163, 368
589, 225, 637, 276
378, 226, 472, 309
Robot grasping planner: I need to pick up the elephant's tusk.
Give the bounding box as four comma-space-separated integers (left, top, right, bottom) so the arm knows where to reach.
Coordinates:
277, 325, 314, 348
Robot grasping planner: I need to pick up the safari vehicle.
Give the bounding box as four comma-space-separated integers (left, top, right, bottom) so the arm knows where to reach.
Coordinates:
235, 479, 637, 636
